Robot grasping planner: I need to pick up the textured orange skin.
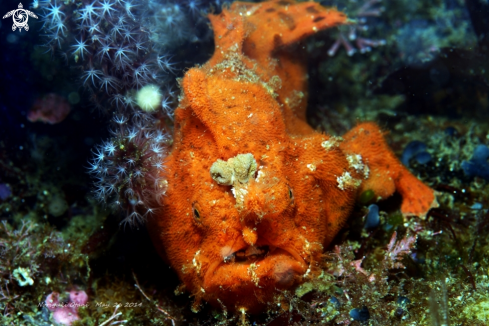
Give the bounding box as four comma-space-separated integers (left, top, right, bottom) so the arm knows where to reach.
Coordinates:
149, 0, 437, 313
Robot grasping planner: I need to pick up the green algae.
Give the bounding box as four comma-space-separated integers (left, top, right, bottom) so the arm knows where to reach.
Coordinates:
359, 189, 375, 205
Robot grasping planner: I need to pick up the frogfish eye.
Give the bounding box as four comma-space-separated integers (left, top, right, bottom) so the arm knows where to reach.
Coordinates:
192, 202, 201, 222
288, 185, 294, 202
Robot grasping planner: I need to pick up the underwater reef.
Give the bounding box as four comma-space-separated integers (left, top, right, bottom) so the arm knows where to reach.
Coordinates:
0, 0, 488, 325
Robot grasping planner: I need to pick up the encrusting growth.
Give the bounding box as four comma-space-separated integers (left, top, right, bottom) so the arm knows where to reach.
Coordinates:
148, 0, 438, 314
341, 123, 438, 217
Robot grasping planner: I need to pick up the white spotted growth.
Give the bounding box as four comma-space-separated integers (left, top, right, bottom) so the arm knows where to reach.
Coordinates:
337, 171, 361, 191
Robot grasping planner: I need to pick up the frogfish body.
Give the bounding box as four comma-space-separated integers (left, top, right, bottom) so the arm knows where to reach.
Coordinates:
149, 0, 438, 313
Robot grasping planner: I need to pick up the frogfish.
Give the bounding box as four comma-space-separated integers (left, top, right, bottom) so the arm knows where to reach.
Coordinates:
148, 0, 438, 314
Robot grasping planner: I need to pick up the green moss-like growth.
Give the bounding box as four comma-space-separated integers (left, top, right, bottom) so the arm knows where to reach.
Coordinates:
359, 189, 375, 204
464, 299, 489, 322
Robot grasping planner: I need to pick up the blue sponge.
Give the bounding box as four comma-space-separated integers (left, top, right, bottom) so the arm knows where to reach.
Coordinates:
402, 141, 431, 167
364, 204, 380, 229
350, 307, 370, 321
462, 145, 489, 181
414, 151, 432, 165
444, 126, 458, 136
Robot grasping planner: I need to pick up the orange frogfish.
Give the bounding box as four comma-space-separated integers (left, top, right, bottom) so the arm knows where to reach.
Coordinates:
148, 0, 438, 314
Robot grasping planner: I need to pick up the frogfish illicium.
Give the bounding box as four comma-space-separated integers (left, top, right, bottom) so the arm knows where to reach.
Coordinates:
148, 0, 438, 314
